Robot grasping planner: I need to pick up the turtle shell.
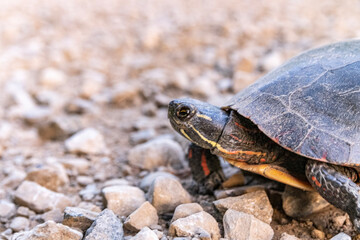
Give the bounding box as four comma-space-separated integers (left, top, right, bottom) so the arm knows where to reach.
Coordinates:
226, 40, 360, 166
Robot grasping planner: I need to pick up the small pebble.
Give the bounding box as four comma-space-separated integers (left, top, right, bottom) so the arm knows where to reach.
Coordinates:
171, 203, 203, 223
330, 232, 351, 240
280, 232, 300, 240
139, 171, 179, 191
65, 128, 108, 155
102, 185, 146, 217
0, 200, 16, 221
10, 217, 30, 232
148, 176, 191, 214
63, 207, 99, 232
130, 227, 158, 240
124, 201, 158, 232
311, 228, 325, 240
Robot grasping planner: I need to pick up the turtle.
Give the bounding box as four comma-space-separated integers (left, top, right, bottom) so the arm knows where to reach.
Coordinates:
168, 40, 360, 231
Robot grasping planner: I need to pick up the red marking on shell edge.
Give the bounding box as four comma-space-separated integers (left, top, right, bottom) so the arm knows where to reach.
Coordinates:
234, 122, 258, 133
321, 152, 327, 160
201, 152, 210, 176
311, 176, 322, 187
260, 158, 266, 163
188, 148, 193, 159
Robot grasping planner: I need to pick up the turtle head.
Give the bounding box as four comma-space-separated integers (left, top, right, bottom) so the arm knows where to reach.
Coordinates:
168, 98, 229, 150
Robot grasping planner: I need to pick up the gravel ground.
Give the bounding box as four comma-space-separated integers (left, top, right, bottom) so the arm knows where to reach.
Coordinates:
1, 0, 360, 239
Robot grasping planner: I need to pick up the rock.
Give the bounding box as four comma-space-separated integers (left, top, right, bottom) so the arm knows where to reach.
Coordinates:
102, 178, 130, 188
17, 206, 36, 218
77, 202, 102, 213
169, 211, 220, 240
65, 98, 95, 114
12, 220, 82, 240
65, 128, 108, 155
77, 176, 94, 186
171, 203, 203, 222
0, 200, 16, 221
21, 106, 51, 125
124, 201, 158, 232
214, 185, 266, 199
223, 209, 274, 240
10, 216, 30, 232
0, 169, 26, 189
332, 215, 347, 228
213, 190, 273, 224
330, 232, 351, 240
41, 209, 64, 223
311, 228, 325, 240
60, 157, 90, 175
39, 68, 66, 89
189, 76, 218, 98
38, 116, 81, 140
148, 176, 192, 214
282, 185, 329, 218
139, 171, 179, 191
14, 180, 72, 213
63, 207, 99, 232
280, 233, 301, 240
84, 209, 124, 240
110, 82, 141, 107
128, 138, 185, 170
259, 51, 284, 72
102, 185, 146, 217
25, 163, 69, 192
130, 129, 156, 145
130, 227, 158, 240
79, 184, 100, 201
80, 70, 105, 99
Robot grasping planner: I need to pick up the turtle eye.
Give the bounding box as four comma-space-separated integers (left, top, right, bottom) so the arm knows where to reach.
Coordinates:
176, 105, 191, 120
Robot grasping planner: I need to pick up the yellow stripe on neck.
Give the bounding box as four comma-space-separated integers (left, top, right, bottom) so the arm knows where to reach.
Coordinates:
197, 114, 212, 121
189, 125, 265, 157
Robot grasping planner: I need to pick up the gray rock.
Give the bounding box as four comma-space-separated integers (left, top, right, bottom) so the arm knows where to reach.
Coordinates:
148, 176, 191, 214
63, 207, 99, 232
38, 116, 81, 140
102, 185, 146, 217
171, 203, 203, 223
280, 233, 300, 240
0, 200, 16, 221
124, 201, 158, 231
0, 169, 26, 189
65, 128, 108, 155
79, 184, 100, 201
213, 190, 273, 224
17, 206, 36, 218
22, 107, 51, 125
139, 171, 179, 191
13, 220, 82, 240
14, 180, 72, 213
130, 129, 156, 145
77, 176, 94, 186
128, 138, 185, 170
77, 202, 102, 213
84, 209, 124, 240
10, 216, 30, 232
25, 163, 69, 192
282, 185, 329, 218
130, 227, 158, 240
223, 209, 274, 240
169, 211, 220, 240
330, 232, 351, 240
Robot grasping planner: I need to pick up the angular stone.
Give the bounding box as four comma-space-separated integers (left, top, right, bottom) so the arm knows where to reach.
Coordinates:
282, 185, 329, 218
84, 209, 124, 240
213, 190, 273, 224
41, 209, 64, 223
102, 185, 146, 217
148, 176, 191, 214
10, 216, 30, 232
39, 68, 66, 89
63, 207, 99, 232
330, 232, 351, 240
130, 227, 158, 240
0, 200, 16, 221
65, 128, 108, 155
139, 171, 179, 191
128, 138, 185, 170
171, 203, 203, 223
103, 178, 130, 188
13, 220, 82, 240
25, 163, 69, 192
223, 209, 274, 240
14, 180, 72, 213
311, 228, 325, 240
124, 201, 158, 231
169, 211, 220, 240
17, 206, 36, 218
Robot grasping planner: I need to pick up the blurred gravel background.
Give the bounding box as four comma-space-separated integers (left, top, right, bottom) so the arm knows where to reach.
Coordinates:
1, 0, 360, 239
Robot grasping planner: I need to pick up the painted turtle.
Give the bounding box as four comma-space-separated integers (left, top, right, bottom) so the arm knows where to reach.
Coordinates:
168, 40, 360, 230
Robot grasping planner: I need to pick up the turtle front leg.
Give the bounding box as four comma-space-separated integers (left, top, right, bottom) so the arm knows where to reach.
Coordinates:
187, 143, 225, 193
305, 160, 360, 231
